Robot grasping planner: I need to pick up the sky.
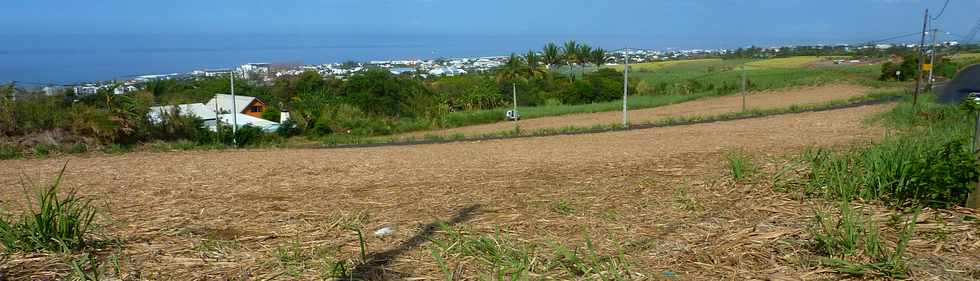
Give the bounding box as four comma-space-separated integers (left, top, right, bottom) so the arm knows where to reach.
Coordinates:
2, 0, 978, 48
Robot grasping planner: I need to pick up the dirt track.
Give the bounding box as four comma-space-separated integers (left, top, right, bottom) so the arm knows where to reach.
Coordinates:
404, 84, 874, 139
4, 103, 934, 280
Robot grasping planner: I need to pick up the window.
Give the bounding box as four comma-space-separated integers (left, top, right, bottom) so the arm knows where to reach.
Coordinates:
251, 106, 262, 113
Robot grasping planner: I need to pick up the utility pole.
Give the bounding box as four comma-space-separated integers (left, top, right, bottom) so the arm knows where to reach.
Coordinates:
913, 9, 929, 107
623, 47, 630, 128
741, 66, 747, 112
512, 82, 517, 119
972, 109, 980, 209
927, 28, 938, 87
230, 71, 238, 146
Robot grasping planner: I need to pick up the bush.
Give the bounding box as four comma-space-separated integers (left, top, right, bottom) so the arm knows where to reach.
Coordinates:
0, 165, 98, 252
0, 143, 22, 160
276, 119, 301, 138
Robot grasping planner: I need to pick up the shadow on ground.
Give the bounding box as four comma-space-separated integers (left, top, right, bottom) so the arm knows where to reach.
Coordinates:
348, 204, 482, 280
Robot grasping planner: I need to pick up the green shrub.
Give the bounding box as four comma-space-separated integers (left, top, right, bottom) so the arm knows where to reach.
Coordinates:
0, 165, 98, 252
0, 144, 22, 160
276, 119, 301, 138
67, 143, 89, 154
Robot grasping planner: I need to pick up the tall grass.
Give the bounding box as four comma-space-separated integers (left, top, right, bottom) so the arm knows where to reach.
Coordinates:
0, 164, 98, 252
803, 98, 979, 208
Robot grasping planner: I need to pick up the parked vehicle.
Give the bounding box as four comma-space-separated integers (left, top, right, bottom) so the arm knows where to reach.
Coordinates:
506, 110, 521, 121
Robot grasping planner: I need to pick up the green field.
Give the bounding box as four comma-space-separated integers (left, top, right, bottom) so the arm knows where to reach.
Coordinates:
433, 57, 891, 130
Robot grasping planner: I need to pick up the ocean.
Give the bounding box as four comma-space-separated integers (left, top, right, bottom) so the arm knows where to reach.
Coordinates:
0, 33, 842, 85
0, 34, 655, 85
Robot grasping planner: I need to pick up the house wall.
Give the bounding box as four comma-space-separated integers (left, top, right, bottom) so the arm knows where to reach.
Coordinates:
243, 99, 267, 118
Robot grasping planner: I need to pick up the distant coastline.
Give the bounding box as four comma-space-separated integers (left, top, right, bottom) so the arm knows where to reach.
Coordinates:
0, 33, 889, 85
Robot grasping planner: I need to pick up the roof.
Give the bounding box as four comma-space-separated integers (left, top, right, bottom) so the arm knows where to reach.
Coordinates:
205, 94, 258, 114
217, 113, 279, 132
148, 103, 216, 122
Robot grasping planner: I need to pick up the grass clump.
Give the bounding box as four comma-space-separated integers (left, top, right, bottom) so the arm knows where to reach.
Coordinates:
551, 199, 575, 215
550, 237, 632, 280
725, 150, 756, 182
803, 99, 980, 208
429, 224, 540, 279
0, 164, 98, 253
810, 203, 918, 278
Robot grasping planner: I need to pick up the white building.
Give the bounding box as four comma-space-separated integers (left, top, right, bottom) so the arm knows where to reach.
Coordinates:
149, 94, 282, 133
113, 85, 138, 95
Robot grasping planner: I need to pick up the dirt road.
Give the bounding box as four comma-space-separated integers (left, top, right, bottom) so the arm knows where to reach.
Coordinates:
403, 84, 875, 139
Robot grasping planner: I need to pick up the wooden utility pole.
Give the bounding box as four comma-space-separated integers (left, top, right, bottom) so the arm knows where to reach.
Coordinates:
927, 28, 938, 88
741, 66, 747, 112
972, 110, 980, 209
913, 9, 928, 107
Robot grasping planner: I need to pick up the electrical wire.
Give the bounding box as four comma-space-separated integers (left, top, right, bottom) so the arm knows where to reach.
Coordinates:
930, 0, 952, 21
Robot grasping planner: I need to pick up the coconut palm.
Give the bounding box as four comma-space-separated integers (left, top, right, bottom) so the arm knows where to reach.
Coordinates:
590, 48, 607, 70
562, 41, 580, 79
577, 44, 593, 76
542, 42, 561, 70
524, 51, 546, 80
497, 53, 528, 118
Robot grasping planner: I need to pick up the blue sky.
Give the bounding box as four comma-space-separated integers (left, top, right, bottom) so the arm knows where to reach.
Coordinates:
2, 0, 978, 46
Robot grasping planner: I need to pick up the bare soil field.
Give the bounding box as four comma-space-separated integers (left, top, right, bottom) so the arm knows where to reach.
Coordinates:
1, 104, 978, 280
402, 84, 876, 139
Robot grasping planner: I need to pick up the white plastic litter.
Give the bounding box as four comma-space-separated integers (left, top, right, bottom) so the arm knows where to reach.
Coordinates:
374, 227, 394, 238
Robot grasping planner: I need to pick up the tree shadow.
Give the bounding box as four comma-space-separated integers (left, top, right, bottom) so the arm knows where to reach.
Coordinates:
348, 204, 481, 280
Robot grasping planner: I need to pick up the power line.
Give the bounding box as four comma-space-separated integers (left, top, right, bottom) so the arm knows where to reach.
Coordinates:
930, 0, 951, 21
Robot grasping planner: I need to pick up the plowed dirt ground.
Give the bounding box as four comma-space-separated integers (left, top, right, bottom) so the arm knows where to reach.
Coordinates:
2, 103, 978, 280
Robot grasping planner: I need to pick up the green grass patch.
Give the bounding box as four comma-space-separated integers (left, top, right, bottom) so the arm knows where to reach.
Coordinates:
0, 164, 99, 252
803, 97, 979, 208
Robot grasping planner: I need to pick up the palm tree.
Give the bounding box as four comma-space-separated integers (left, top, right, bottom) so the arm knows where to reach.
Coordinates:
562, 41, 579, 80
524, 51, 546, 80
497, 53, 527, 118
577, 44, 593, 76
542, 42, 561, 70
590, 48, 607, 70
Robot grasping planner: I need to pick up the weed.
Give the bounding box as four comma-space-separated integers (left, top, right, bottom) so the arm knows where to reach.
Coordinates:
725, 150, 756, 182
67, 143, 88, 154
327, 211, 370, 262
550, 236, 632, 280
0, 164, 98, 252
551, 199, 574, 215
429, 224, 539, 279
273, 241, 309, 277
65, 253, 122, 281
810, 203, 919, 278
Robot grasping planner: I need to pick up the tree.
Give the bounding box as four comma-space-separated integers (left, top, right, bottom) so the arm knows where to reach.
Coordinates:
577, 44, 593, 76
542, 42, 562, 70
562, 41, 580, 80
590, 48, 607, 70
497, 53, 528, 117
524, 51, 546, 81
